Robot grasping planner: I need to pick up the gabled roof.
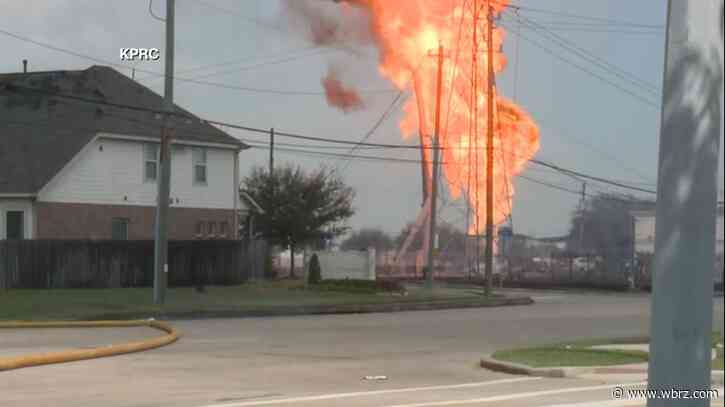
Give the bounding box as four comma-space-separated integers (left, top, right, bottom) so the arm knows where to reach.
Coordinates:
0, 65, 248, 194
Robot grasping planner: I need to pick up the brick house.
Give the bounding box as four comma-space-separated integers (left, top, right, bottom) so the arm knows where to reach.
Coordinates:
0, 65, 250, 240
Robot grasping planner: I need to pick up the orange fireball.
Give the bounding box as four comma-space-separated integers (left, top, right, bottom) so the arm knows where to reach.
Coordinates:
347, 0, 540, 233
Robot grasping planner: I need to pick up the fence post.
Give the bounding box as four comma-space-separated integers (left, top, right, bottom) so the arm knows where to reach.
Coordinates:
367, 248, 376, 280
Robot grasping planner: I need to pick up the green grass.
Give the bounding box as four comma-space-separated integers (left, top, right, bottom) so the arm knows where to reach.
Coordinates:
493, 333, 725, 369
493, 346, 648, 368
0, 281, 484, 321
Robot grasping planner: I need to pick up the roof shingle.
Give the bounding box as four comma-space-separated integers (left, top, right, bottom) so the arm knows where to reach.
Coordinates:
0, 65, 247, 194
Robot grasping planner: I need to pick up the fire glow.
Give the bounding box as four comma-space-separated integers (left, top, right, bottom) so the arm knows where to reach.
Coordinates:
291, 0, 540, 233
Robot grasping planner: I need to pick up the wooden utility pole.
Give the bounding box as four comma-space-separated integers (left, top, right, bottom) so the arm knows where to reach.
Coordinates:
484, 1, 495, 296
153, 0, 174, 305
578, 182, 586, 254
473, 0, 481, 280
426, 44, 445, 289
269, 128, 275, 176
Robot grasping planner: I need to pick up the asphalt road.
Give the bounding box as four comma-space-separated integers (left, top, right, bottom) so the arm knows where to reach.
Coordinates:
1, 290, 723, 407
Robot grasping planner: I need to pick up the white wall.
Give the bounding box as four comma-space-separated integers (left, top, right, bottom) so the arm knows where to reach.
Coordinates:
635, 213, 723, 255
38, 136, 238, 210
634, 215, 657, 254
0, 199, 34, 239
315, 249, 376, 281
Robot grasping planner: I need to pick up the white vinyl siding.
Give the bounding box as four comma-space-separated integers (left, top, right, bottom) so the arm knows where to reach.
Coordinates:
38, 137, 237, 210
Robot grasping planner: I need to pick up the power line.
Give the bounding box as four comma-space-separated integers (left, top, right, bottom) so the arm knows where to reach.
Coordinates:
136, 45, 325, 81
0, 27, 395, 96
499, 2, 665, 29
1, 83, 658, 195
189, 0, 290, 36
148, 0, 166, 22
1, 113, 660, 205
497, 21, 660, 108
338, 89, 408, 172
508, 27, 665, 35
506, 11, 660, 95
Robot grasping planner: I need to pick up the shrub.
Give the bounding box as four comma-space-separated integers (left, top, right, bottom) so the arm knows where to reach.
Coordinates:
308, 254, 322, 285
263, 254, 277, 279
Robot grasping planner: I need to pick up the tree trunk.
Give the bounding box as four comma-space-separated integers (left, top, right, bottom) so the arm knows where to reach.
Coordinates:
289, 243, 296, 279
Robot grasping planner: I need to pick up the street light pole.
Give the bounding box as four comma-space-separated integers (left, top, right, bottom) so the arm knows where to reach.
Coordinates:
154, 0, 174, 305
647, 1, 723, 405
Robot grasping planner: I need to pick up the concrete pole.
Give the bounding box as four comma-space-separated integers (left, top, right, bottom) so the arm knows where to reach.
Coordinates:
648, 1, 723, 405
154, 0, 174, 305
426, 44, 444, 289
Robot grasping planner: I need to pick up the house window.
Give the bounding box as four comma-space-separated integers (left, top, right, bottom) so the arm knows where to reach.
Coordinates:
193, 147, 207, 185
144, 143, 159, 182
219, 221, 228, 238
195, 221, 205, 238
111, 218, 129, 240
208, 221, 216, 238
5, 211, 24, 240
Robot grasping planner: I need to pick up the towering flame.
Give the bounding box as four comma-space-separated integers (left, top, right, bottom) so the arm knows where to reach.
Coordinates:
292, 0, 541, 234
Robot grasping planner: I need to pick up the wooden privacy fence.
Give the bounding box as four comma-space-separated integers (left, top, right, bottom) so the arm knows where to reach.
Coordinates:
0, 240, 262, 289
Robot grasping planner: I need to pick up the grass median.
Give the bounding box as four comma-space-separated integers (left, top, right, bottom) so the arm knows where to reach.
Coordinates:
492, 333, 724, 369
0, 280, 494, 321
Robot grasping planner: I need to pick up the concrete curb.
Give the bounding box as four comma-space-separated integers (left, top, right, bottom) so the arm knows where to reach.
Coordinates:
86, 296, 534, 321
480, 356, 725, 384
0, 319, 179, 372
480, 355, 573, 378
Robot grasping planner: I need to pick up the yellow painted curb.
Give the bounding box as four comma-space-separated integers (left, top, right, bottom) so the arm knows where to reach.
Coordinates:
0, 319, 179, 372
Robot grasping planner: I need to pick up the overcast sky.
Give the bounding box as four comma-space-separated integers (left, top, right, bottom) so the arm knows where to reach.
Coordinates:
1, 0, 723, 239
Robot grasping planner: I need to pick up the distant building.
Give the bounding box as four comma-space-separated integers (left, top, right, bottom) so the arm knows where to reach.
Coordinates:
0, 66, 251, 240
632, 203, 724, 284
632, 204, 724, 257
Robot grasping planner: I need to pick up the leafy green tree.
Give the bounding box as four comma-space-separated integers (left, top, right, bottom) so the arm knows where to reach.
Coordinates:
242, 165, 355, 277
567, 193, 654, 271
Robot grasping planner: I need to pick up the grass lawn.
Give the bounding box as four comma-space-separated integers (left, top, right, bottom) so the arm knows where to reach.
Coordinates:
492, 333, 724, 369
0, 280, 486, 321
492, 346, 648, 368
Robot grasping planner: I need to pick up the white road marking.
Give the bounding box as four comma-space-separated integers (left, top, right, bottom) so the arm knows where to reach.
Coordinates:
542, 387, 722, 407
542, 399, 647, 407
198, 377, 541, 407
380, 382, 648, 407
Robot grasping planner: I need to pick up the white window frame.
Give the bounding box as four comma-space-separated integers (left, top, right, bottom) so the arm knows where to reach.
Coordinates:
193, 147, 208, 185
144, 143, 159, 183
111, 218, 130, 240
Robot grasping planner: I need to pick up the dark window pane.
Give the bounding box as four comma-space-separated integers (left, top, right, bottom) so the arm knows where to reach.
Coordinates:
195, 165, 207, 184
6, 211, 24, 240
145, 161, 157, 181
111, 218, 129, 240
